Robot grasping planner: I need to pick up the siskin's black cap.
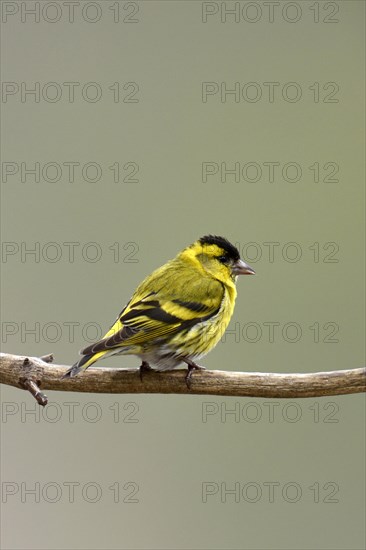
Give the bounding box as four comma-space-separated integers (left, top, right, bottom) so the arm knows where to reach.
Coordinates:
199, 235, 240, 261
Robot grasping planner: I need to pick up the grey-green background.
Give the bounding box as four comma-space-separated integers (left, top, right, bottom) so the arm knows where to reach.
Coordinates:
1, 1, 365, 549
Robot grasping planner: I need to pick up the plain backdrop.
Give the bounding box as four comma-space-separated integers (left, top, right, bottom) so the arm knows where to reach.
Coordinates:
1, 1, 365, 549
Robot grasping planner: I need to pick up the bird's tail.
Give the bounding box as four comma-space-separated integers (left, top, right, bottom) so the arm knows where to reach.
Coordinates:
62, 350, 108, 378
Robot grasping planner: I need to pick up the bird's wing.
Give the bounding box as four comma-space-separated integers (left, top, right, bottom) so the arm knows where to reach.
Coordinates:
80, 270, 224, 356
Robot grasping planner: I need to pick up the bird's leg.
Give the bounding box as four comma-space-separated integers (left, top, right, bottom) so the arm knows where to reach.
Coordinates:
139, 361, 153, 382
183, 358, 206, 389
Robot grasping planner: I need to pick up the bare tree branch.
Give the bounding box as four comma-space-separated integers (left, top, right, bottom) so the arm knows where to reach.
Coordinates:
1, 352, 365, 407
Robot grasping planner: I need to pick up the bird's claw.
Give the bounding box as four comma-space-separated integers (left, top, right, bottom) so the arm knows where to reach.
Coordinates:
185, 364, 206, 389
139, 361, 152, 382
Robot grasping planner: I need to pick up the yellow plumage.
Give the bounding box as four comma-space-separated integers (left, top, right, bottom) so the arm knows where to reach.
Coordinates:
64, 235, 255, 384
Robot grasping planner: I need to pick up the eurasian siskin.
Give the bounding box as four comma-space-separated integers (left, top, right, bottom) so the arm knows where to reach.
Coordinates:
64, 235, 255, 384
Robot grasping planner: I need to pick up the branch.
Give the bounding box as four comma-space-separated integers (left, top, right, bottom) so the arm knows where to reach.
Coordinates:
1, 352, 365, 407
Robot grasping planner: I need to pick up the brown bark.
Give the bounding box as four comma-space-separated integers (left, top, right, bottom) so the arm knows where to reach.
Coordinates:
1, 352, 365, 406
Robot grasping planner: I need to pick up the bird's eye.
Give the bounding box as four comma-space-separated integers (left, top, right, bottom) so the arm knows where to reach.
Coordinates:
217, 255, 229, 264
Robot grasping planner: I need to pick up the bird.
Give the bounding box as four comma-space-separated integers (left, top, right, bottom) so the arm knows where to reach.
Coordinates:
63, 235, 255, 386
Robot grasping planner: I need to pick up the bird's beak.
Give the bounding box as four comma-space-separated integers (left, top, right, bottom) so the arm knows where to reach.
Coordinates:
232, 258, 256, 275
